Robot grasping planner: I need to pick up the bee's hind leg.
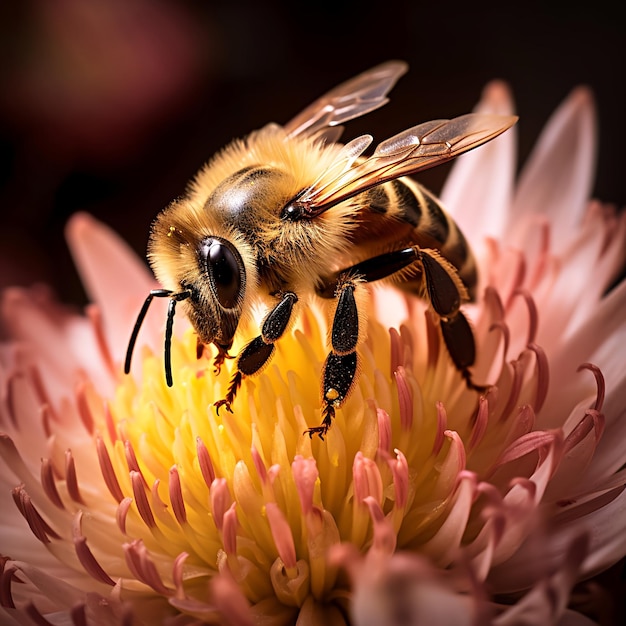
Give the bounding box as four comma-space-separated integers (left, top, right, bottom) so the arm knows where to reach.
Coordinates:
418, 248, 486, 391
438, 311, 487, 392
214, 292, 298, 414
311, 246, 485, 432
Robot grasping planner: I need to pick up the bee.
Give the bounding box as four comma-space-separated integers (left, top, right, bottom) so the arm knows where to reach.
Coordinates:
125, 61, 517, 439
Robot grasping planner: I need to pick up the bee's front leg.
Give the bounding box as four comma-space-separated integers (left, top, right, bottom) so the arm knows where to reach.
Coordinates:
214, 292, 298, 414
199, 338, 234, 374
307, 277, 361, 439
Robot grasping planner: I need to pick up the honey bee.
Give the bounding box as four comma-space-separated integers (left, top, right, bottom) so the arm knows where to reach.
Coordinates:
125, 61, 517, 438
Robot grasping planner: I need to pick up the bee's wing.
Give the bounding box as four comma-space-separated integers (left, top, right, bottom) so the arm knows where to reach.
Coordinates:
283, 60, 408, 140
297, 113, 518, 214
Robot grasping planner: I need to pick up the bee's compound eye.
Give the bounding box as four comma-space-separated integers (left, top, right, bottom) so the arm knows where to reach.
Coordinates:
202, 239, 243, 309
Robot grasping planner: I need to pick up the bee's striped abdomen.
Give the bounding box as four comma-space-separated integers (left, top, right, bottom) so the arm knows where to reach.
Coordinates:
368, 178, 477, 299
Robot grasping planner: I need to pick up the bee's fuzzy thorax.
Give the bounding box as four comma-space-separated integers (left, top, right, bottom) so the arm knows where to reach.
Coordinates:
158, 124, 360, 295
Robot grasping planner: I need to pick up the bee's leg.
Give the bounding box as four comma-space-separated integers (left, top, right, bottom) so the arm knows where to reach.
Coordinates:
307, 277, 360, 440
211, 342, 235, 374
214, 292, 298, 414
316, 246, 483, 394
418, 249, 485, 391
438, 309, 485, 390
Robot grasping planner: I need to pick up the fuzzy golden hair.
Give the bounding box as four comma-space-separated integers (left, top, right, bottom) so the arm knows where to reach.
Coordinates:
149, 124, 361, 305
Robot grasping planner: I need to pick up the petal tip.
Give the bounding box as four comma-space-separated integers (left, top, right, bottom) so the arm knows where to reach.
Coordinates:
479, 80, 515, 115
64, 211, 95, 242
568, 85, 595, 111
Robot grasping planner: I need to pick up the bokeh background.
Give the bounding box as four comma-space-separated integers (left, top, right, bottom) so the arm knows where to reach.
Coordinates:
1, 0, 624, 302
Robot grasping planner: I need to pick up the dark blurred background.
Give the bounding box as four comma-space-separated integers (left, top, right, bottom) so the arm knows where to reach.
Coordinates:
1, 0, 624, 303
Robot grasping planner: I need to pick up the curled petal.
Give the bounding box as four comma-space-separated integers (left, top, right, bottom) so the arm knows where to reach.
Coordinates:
96, 436, 124, 503
353, 452, 383, 505
388, 450, 409, 509
12, 486, 60, 544
131, 471, 155, 529
364, 497, 396, 557
40, 458, 64, 510
222, 503, 238, 556
577, 363, 605, 412
196, 437, 216, 487
266, 503, 297, 572
421, 472, 475, 566
394, 367, 413, 431
73, 513, 116, 586
376, 407, 392, 455
168, 466, 186, 526
292, 456, 319, 516
124, 540, 171, 595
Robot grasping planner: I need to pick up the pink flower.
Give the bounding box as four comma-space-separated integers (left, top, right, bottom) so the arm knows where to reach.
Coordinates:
1, 81, 624, 625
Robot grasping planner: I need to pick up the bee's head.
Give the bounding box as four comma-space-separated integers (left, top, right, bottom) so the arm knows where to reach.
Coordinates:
124, 200, 257, 386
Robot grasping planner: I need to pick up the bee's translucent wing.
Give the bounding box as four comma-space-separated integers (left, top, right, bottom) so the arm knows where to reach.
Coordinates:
284, 60, 408, 140
297, 113, 518, 213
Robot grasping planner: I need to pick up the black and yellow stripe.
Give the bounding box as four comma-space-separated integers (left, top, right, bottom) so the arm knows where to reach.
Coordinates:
365, 178, 477, 299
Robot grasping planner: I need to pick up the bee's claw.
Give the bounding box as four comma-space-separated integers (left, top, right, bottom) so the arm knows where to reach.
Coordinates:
212, 345, 234, 375
304, 426, 327, 440
304, 405, 334, 439
214, 399, 233, 415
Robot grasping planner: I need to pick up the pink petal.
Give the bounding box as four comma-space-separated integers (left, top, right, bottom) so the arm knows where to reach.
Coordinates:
347, 550, 482, 626
1, 289, 97, 395
433, 430, 467, 495
441, 80, 517, 246
208, 572, 254, 626
210, 478, 232, 532
353, 452, 383, 505
376, 408, 392, 455
65, 212, 171, 363
292, 455, 319, 516
1, 559, 94, 610
491, 444, 562, 565
364, 497, 396, 557
555, 203, 626, 333
511, 87, 597, 254
492, 533, 589, 623
168, 466, 186, 525
532, 222, 606, 345
266, 502, 297, 571
388, 450, 409, 509
222, 503, 238, 556
553, 486, 626, 578
539, 279, 626, 425
581, 373, 626, 485
421, 472, 475, 566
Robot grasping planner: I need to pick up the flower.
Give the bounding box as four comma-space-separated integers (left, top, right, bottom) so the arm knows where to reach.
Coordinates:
1, 82, 625, 625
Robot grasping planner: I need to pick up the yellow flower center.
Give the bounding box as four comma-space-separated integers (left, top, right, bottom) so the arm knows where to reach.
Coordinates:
91, 300, 487, 619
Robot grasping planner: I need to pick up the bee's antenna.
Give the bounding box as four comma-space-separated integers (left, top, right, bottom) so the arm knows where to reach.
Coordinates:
125, 289, 191, 386
163, 290, 191, 386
